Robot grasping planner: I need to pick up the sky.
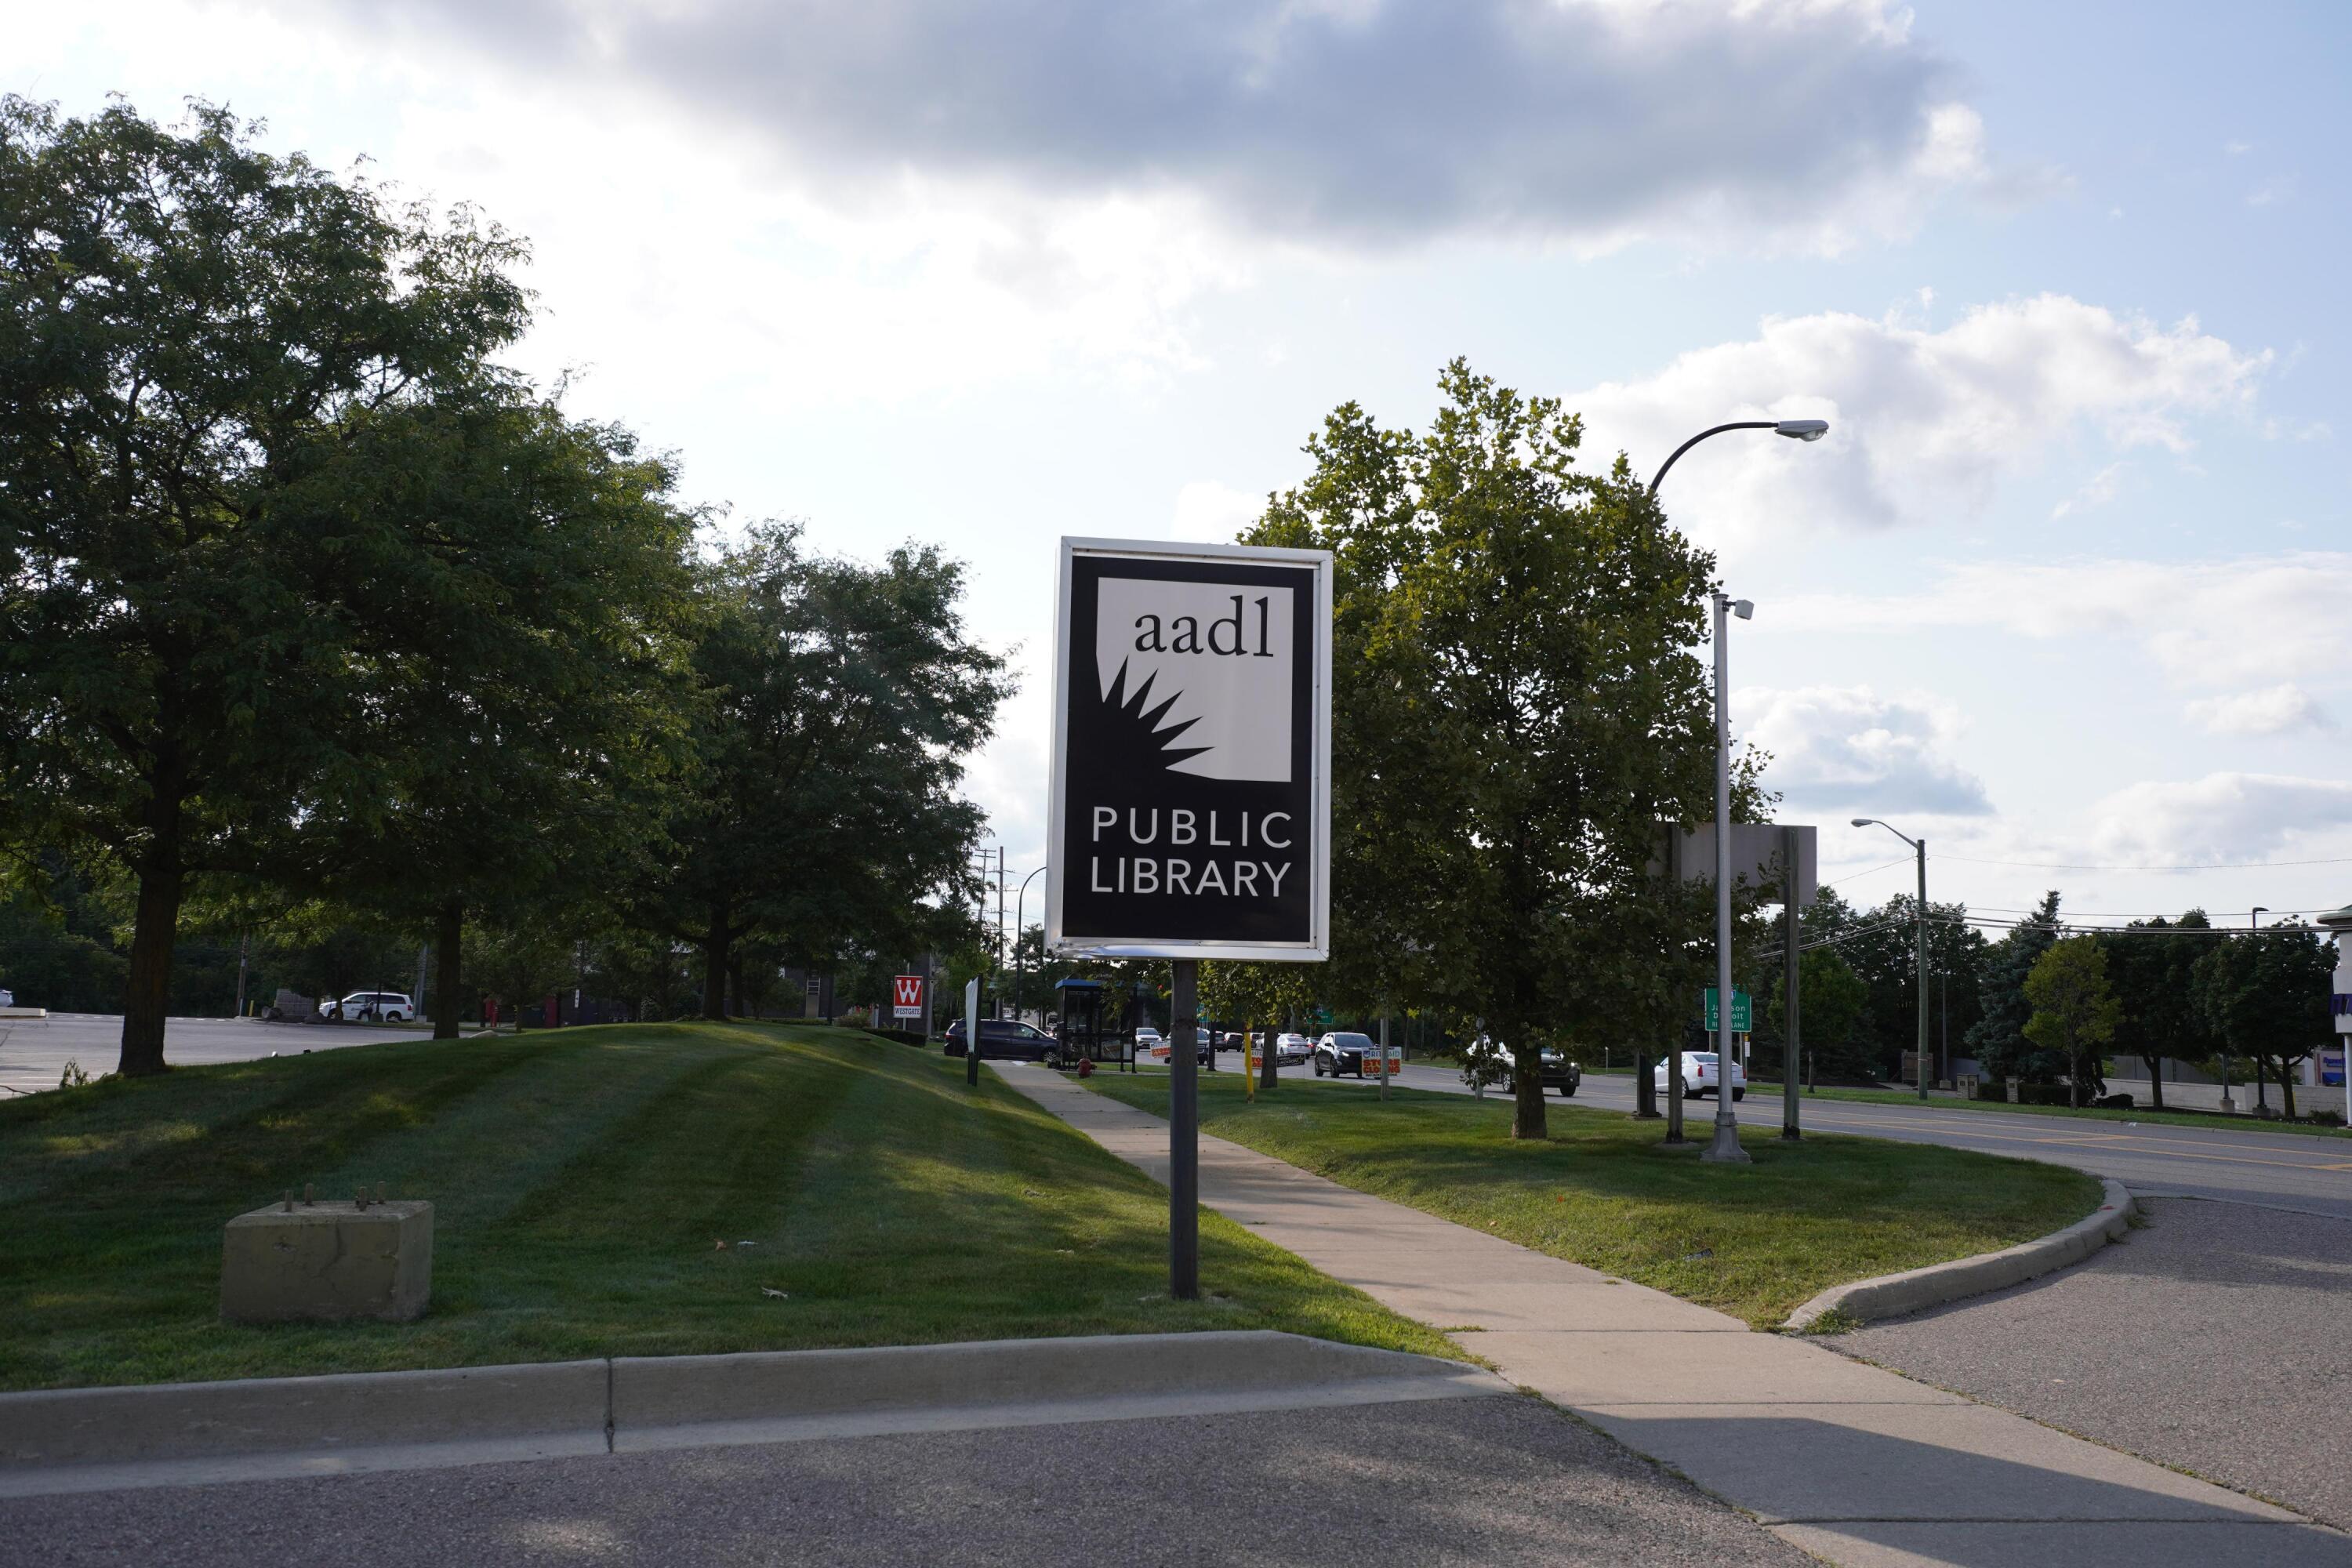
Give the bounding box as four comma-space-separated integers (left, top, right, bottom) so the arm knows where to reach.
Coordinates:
21, 0, 2352, 936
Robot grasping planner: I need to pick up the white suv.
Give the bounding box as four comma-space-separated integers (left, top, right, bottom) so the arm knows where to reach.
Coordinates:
1655, 1050, 1745, 1100
322, 991, 418, 1023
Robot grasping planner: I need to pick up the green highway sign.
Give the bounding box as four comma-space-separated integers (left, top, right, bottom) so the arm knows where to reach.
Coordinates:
1704, 988, 1751, 1034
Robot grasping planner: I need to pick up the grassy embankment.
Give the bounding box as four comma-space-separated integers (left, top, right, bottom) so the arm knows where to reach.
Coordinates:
1084, 1072, 2101, 1329
1798, 1083, 2351, 1138
0, 1022, 1451, 1391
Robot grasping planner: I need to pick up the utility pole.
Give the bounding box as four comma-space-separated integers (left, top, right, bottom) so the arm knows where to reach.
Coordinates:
1702, 590, 1751, 1164
1854, 818, 1929, 1101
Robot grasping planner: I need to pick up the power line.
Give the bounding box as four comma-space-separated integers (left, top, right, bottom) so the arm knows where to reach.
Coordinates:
1964, 856, 2352, 872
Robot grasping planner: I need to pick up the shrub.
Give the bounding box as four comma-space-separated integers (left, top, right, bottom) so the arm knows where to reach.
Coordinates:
2092, 1093, 2133, 1110
1973, 1080, 2011, 1102
2015, 1083, 2078, 1107
2311, 1109, 2345, 1127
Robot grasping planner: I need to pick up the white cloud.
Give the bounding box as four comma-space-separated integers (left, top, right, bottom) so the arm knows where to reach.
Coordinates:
1170, 481, 1267, 543
2184, 685, 2333, 738
1740, 684, 1993, 816
291, 0, 2009, 256
1574, 296, 2266, 546
1777, 552, 2352, 690
2247, 174, 2299, 208
2051, 460, 2125, 518
2089, 773, 2352, 864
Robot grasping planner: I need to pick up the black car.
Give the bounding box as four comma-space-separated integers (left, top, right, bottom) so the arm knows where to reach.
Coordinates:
942, 1018, 1067, 1067
1540, 1049, 1581, 1098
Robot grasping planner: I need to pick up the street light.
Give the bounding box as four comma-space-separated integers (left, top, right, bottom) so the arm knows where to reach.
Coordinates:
1653, 417, 1831, 1165
2236, 906, 2269, 1116
1013, 866, 1046, 1030
1649, 419, 1828, 495
1854, 819, 1930, 1101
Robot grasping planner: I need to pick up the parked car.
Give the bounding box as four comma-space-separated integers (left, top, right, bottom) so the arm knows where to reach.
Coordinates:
1313, 1031, 1402, 1079
1134, 1027, 1164, 1057
1654, 1050, 1745, 1100
1273, 1032, 1315, 1065
943, 1018, 1068, 1066
321, 991, 416, 1023
0, 987, 13, 1007
1468, 1038, 1581, 1097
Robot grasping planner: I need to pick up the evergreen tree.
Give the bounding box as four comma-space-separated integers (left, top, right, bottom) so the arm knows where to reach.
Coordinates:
1966, 891, 2063, 1083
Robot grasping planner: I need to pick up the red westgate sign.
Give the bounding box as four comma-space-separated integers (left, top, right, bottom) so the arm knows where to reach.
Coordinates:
891, 975, 925, 1019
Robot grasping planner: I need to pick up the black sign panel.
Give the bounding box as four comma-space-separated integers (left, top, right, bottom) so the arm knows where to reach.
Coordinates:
1048, 541, 1329, 959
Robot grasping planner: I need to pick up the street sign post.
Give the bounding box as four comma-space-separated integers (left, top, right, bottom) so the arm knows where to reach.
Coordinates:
891, 975, 924, 1021
1046, 537, 1333, 1300
1704, 989, 1752, 1034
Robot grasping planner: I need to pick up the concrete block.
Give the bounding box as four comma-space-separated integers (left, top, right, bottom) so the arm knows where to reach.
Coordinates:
220, 1200, 433, 1323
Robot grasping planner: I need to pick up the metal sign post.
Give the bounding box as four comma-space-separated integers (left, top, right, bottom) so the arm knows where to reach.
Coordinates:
1046, 538, 1332, 1300
1170, 960, 1200, 1298
964, 978, 981, 1087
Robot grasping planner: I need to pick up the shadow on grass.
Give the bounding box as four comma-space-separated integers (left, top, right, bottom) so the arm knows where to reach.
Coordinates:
1083, 1073, 2101, 1327
0, 1022, 1453, 1389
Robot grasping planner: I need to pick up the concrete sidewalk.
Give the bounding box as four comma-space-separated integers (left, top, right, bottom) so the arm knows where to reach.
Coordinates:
1000, 1064, 2352, 1568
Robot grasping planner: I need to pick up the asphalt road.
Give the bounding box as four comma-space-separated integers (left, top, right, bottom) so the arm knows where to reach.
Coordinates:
0, 1396, 1812, 1568
0, 1013, 435, 1098
1833, 1196, 2352, 1533
1274, 1055, 2352, 1219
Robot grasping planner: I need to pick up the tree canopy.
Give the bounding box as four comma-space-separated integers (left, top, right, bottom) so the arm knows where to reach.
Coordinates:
1246, 361, 1732, 1139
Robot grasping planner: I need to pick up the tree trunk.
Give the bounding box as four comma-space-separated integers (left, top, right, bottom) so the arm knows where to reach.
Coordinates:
727, 958, 746, 1020
1258, 1018, 1277, 1091
2279, 1067, 2297, 1120
1510, 1057, 1548, 1140
432, 900, 465, 1040
2144, 1058, 2165, 1111
701, 912, 730, 1021
118, 815, 187, 1078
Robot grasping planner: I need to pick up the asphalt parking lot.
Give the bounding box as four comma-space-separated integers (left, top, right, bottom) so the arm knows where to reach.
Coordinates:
1831, 1196, 2352, 1531
0, 1395, 1814, 1568
0, 1013, 434, 1098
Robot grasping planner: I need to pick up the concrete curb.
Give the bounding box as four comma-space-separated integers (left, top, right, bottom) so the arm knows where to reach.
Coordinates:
1784, 1178, 2136, 1332
0, 1332, 1505, 1496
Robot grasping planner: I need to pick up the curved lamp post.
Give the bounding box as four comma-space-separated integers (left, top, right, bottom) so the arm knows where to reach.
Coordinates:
1653, 416, 1830, 1165
1009, 866, 1047, 1029
1854, 818, 1930, 1100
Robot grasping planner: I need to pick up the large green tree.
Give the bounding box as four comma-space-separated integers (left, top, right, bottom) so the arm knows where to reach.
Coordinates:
2193, 921, 2333, 1118
1247, 361, 1728, 1139
2100, 911, 2214, 1110
634, 524, 1010, 1017
2023, 935, 2121, 1108
1965, 891, 2063, 1083
290, 390, 700, 1038
0, 98, 531, 1073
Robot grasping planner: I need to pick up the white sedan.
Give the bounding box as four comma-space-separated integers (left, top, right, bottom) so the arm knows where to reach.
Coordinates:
1654, 1051, 1746, 1100
1273, 1032, 1315, 1064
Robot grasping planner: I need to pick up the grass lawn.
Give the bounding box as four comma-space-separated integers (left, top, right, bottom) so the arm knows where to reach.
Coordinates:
0, 1022, 1452, 1391
1083, 1073, 2101, 1329
1798, 1084, 2352, 1138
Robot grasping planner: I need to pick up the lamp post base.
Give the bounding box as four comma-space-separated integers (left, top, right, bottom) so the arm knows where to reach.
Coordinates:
1700, 1118, 1750, 1163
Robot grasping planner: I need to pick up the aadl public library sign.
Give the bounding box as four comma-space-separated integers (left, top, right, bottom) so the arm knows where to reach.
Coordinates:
1046, 538, 1332, 961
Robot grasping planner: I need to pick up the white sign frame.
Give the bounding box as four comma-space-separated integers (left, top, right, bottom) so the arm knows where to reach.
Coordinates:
1045, 536, 1332, 962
